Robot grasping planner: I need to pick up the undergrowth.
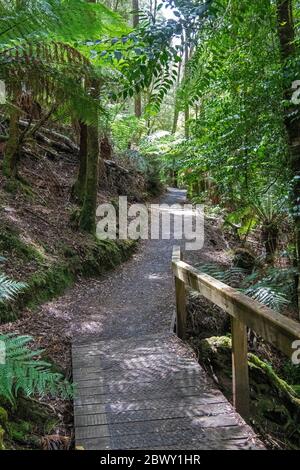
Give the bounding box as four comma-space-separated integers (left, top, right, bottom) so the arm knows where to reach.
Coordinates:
0, 226, 136, 323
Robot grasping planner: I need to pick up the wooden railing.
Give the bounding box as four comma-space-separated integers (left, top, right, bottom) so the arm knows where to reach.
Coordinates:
172, 246, 300, 420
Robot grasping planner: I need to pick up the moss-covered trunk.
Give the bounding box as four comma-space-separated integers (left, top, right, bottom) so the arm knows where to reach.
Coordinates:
72, 120, 88, 203
79, 123, 99, 234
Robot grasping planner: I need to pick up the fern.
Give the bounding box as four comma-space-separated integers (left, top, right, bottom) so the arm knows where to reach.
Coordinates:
243, 285, 289, 311
0, 274, 26, 303
0, 334, 73, 404
196, 262, 293, 312
195, 263, 247, 288
0, 273, 72, 404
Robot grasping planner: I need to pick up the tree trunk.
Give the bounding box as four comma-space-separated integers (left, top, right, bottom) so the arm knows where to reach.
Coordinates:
79, 80, 99, 234
2, 84, 21, 178
132, 0, 142, 117
99, 134, 109, 184
276, 0, 300, 314
184, 41, 190, 139
79, 123, 99, 234
72, 121, 87, 202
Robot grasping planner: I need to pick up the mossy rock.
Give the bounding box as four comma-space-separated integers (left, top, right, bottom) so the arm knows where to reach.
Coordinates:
0, 407, 8, 427
194, 335, 300, 449
0, 425, 5, 450
6, 420, 33, 443
233, 247, 257, 272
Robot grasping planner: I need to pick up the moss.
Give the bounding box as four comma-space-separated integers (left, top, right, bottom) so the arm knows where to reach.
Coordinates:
249, 354, 300, 406
0, 407, 8, 427
193, 335, 300, 449
0, 234, 136, 323
0, 425, 5, 450
0, 226, 44, 263
7, 420, 32, 443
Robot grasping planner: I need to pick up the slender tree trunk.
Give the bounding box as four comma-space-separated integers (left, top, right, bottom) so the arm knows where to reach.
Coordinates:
72, 121, 88, 202
172, 57, 183, 134
79, 79, 99, 234
132, 0, 142, 117
276, 0, 300, 314
2, 84, 21, 178
79, 125, 99, 233
184, 41, 190, 139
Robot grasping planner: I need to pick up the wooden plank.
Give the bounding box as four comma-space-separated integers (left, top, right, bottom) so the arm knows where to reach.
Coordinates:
77, 425, 255, 450
73, 362, 201, 382
231, 317, 250, 420
75, 414, 240, 440
172, 259, 300, 357
174, 246, 187, 339
74, 374, 210, 390
74, 387, 222, 406
74, 402, 234, 426
73, 353, 198, 369
74, 397, 228, 417
73, 333, 262, 450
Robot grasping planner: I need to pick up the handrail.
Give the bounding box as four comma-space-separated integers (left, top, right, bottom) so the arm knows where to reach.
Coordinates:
172, 246, 300, 419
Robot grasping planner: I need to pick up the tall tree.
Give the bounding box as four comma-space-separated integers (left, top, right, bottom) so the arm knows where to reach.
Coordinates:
276, 0, 300, 313
72, 121, 88, 202
79, 0, 101, 234
132, 0, 142, 117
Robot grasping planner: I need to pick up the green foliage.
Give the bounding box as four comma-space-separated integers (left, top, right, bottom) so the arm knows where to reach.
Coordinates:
0, 0, 128, 126
0, 334, 73, 404
0, 268, 72, 405
163, 0, 290, 212
111, 114, 147, 152
0, 275, 26, 304
196, 261, 295, 312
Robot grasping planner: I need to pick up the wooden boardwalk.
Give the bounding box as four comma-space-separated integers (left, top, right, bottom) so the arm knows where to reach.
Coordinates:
72, 333, 262, 450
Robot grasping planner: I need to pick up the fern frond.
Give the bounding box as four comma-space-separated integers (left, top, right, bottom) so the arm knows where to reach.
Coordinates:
0, 334, 73, 404
196, 263, 247, 288
243, 285, 289, 311
0, 274, 26, 303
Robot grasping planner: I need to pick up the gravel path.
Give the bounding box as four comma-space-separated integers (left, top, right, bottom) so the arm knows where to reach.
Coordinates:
66, 188, 186, 342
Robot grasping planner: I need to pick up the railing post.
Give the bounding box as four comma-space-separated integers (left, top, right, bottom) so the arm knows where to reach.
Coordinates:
174, 248, 187, 339
231, 317, 250, 420
175, 276, 187, 339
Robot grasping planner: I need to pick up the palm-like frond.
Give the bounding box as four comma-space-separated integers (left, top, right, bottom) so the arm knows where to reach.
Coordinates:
0, 1, 128, 126
0, 0, 125, 47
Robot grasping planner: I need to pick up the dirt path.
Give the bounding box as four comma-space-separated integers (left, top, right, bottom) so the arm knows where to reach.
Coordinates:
50, 188, 187, 343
